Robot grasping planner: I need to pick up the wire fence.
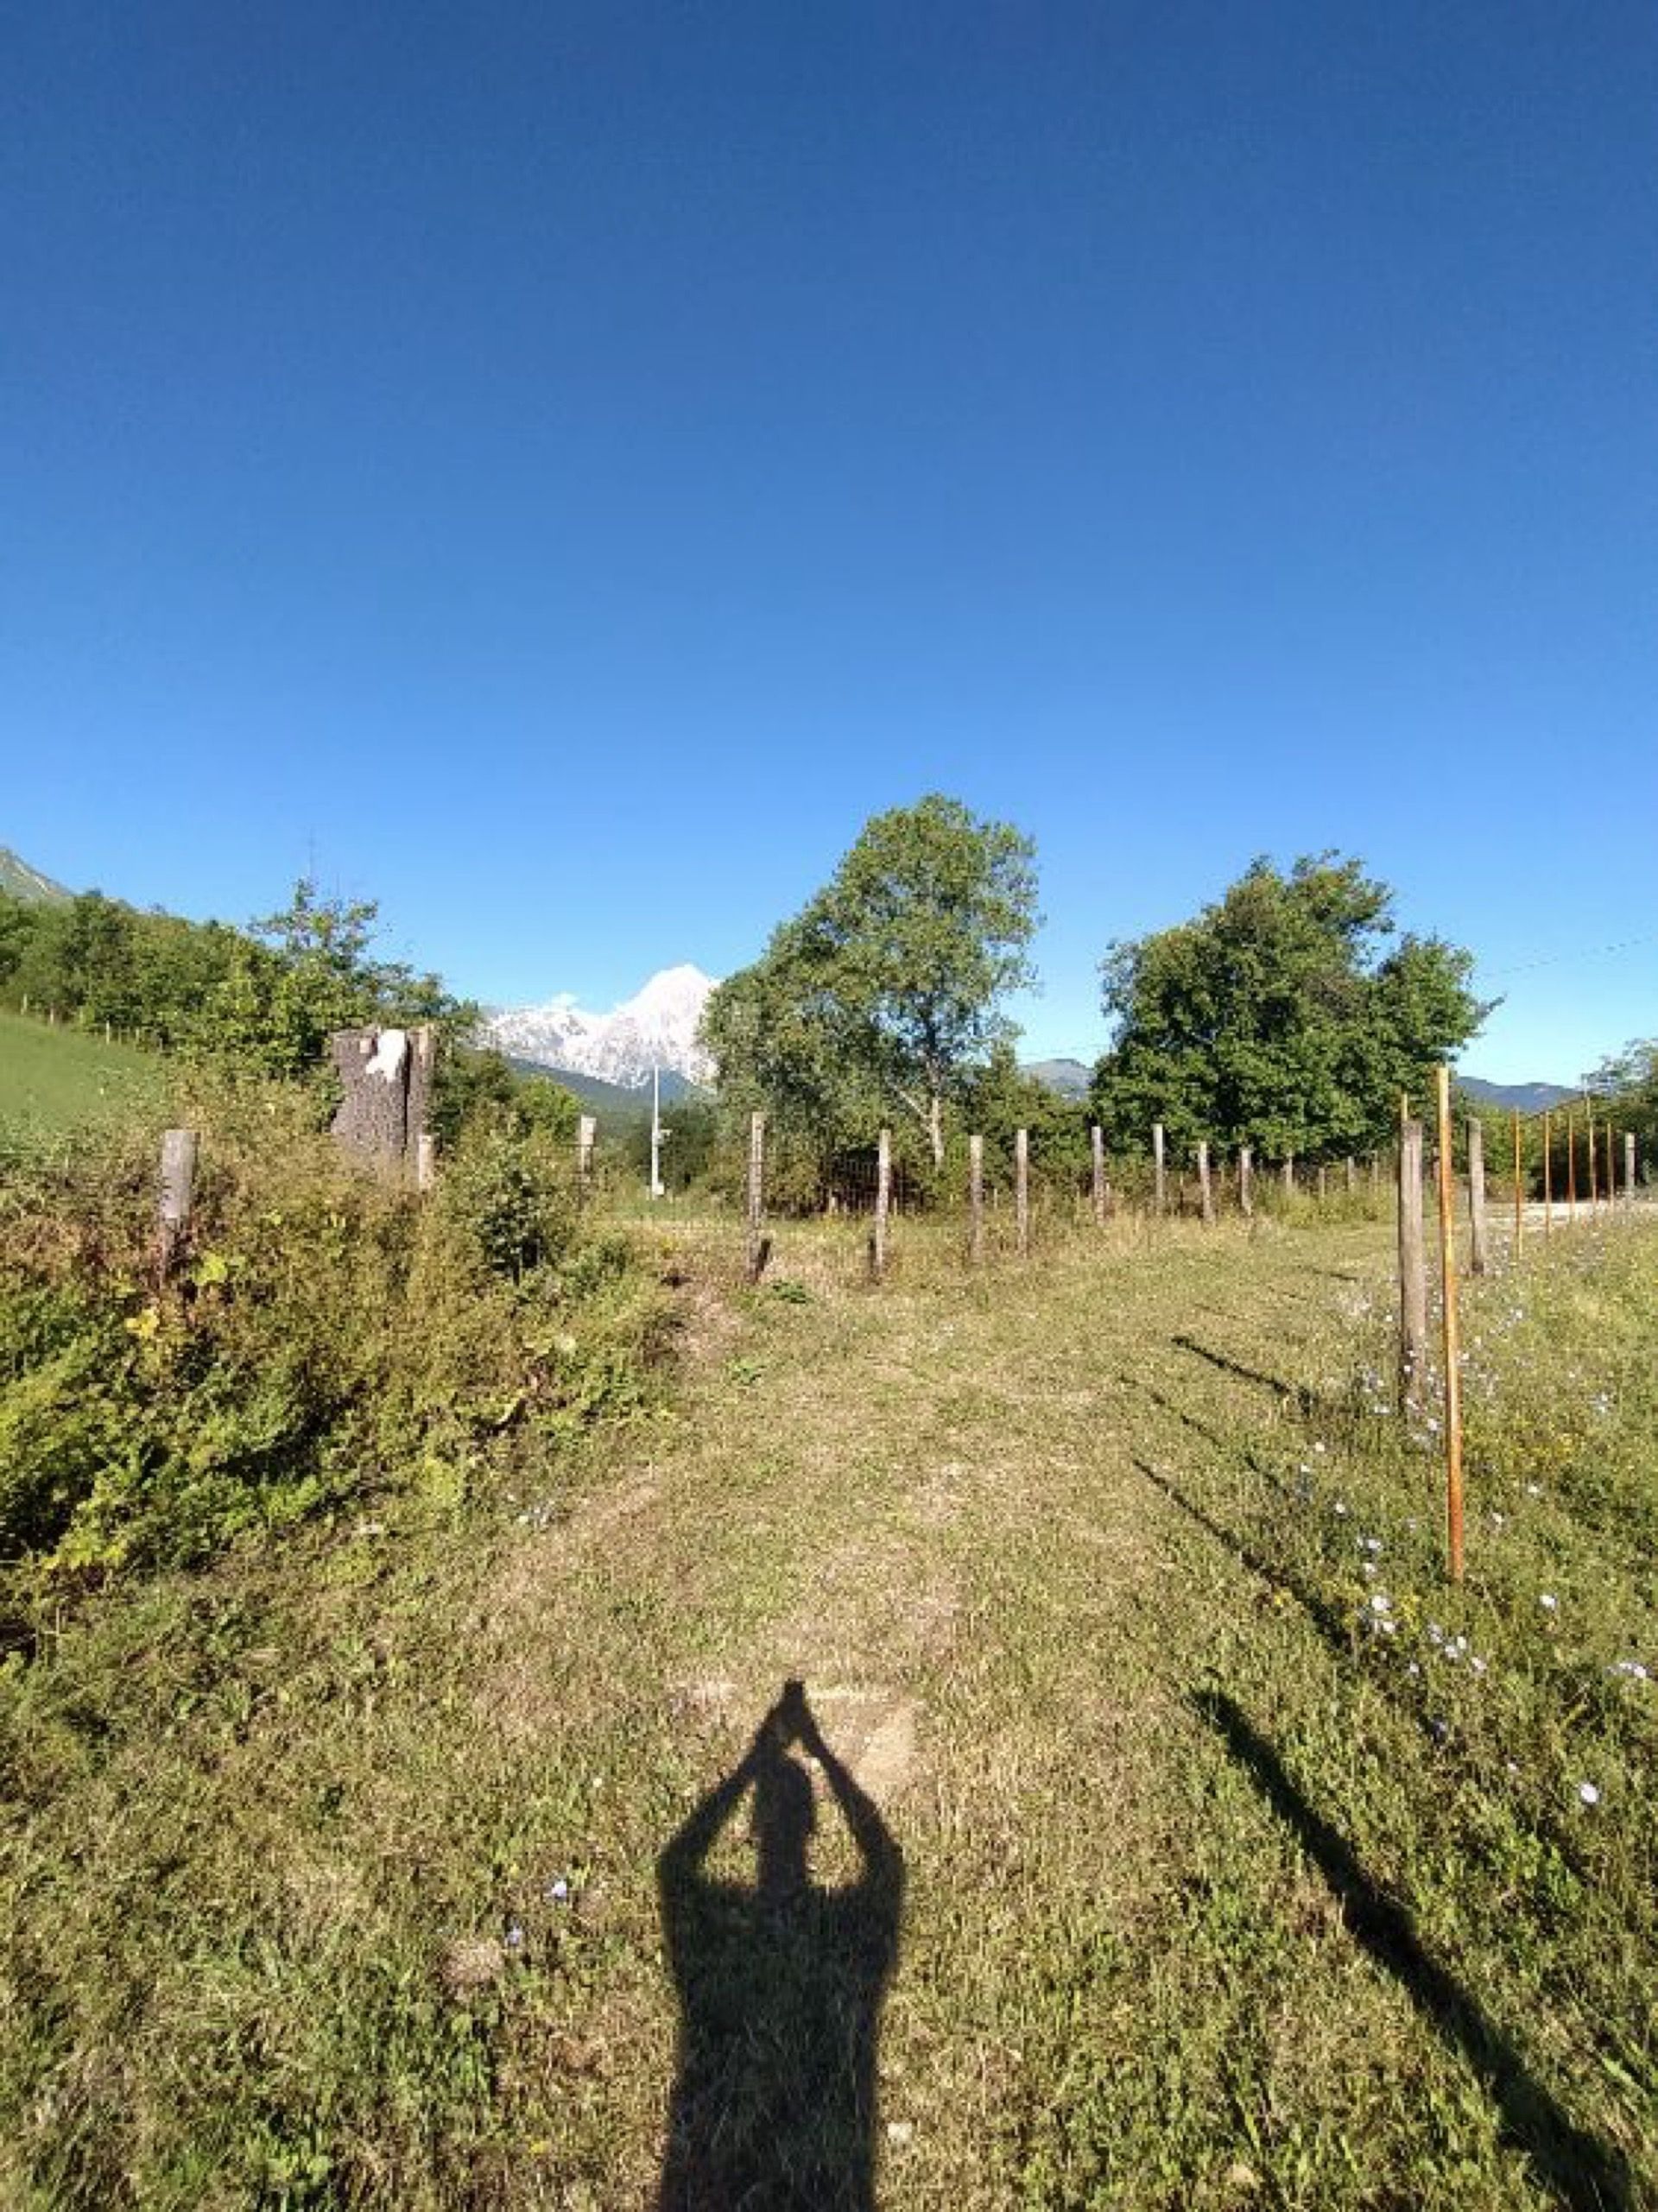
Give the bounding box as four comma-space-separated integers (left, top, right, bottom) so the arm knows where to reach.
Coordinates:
581, 1095, 1649, 1294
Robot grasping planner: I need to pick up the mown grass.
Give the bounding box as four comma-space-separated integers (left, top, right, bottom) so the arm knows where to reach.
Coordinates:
1, 1198, 1654, 2207
0, 1011, 168, 1139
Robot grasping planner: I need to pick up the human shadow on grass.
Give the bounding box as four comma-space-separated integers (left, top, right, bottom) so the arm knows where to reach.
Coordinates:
656, 1680, 904, 2211
1194, 1690, 1632, 2212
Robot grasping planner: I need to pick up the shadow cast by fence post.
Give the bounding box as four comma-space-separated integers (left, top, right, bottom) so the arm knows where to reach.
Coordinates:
1130, 1454, 1357, 1664
1193, 1690, 1631, 2212
1169, 1331, 1327, 1419
656, 1680, 904, 2210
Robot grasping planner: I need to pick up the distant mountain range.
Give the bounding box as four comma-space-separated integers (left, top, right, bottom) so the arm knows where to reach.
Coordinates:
484, 996, 1585, 1123
503, 1057, 700, 1119
487, 970, 1107, 1107
484, 964, 718, 1090
0, 847, 71, 904
1459, 1076, 1578, 1114
1024, 1057, 1092, 1098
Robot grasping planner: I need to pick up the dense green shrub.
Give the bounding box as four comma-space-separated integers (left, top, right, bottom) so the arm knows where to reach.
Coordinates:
0, 1081, 671, 1598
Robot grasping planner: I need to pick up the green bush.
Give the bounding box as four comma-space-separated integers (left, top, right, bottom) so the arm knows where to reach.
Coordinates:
436, 1122, 579, 1280
0, 1082, 671, 1599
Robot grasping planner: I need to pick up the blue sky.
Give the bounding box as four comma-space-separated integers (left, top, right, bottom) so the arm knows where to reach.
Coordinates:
4, 3, 1654, 1083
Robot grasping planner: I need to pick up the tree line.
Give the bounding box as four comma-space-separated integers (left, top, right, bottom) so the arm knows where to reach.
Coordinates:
0, 880, 461, 1073
699, 797, 1498, 1194
8, 816, 1649, 1191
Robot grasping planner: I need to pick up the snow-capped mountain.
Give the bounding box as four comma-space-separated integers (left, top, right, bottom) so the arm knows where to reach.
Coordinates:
483, 964, 718, 1090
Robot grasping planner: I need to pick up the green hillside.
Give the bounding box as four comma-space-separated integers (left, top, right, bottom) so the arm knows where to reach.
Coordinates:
0, 1010, 167, 1139
0, 846, 72, 904
504, 1056, 706, 1121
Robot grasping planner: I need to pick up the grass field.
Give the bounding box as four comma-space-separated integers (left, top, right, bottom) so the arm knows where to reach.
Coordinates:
2, 1204, 1654, 2207
0, 1010, 168, 1140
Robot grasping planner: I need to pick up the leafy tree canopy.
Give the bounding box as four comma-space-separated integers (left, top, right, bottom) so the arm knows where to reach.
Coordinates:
1092, 854, 1487, 1159
0, 877, 472, 1099
701, 795, 1039, 1166
957, 1042, 1090, 1183
1589, 1040, 1657, 1178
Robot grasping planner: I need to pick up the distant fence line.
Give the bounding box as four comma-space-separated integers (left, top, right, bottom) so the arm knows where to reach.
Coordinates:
145, 1066, 1643, 1590
575, 1098, 1646, 1258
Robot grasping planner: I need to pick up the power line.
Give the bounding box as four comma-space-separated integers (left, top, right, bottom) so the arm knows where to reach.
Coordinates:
1479, 932, 1658, 982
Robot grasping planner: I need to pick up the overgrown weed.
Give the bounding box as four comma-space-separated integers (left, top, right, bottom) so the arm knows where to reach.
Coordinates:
0, 1078, 671, 1607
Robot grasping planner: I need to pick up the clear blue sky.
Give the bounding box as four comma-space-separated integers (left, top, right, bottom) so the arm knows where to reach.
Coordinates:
4, 3, 1654, 1083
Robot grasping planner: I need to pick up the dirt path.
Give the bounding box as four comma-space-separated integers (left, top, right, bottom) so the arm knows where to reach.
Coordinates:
16, 1215, 1645, 2208
448, 1223, 1387, 2205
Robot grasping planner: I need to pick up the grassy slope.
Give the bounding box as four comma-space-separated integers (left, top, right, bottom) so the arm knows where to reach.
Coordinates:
0, 1012, 167, 1138
2, 1210, 1654, 2207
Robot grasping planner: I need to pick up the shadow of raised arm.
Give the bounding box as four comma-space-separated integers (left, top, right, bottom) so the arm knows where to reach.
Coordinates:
789, 1683, 904, 1894
658, 1705, 777, 1887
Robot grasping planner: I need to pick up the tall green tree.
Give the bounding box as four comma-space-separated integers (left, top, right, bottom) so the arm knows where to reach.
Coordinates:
1591, 1040, 1657, 1181
197, 878, 469, 1085
1092, 854, 1486, 1159
702, 795, 1040, 1167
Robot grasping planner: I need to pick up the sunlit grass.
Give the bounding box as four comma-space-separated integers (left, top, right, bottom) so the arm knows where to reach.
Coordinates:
2, 1202, 1653, 2205
0, 1009, 167, 1141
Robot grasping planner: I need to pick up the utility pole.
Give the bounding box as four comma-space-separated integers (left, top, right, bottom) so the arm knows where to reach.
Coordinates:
649, 1065, 665, 1198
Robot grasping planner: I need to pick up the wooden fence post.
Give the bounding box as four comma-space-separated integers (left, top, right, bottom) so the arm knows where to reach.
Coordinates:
1512, 1110, 1523, 1255
1152, 1123, 1166, 1216
1542, 1109, 1553, 1236
969, 1134, 985, 1265
1238, 1144, 1253, 1219
1466, 1118, 1489, 1275
1435, 1067, 1465, 1583
870, 1128, 891, 1280
1397, 1117, 1427, 1409
157, 1128, 198, 1282
1345, 1155, 1356, 1195
1566, 1111, 1578, 1223
1317, 1163, 1327, 1202
1197, 1141, 1214, 1225
415, 1133, 438, 1192
577, 1115, 597, 1191
1091, 1125, 1107, 1227
1282, 1154, 1294, 1198
1015, 1128, 1030, 1258
745, 1111, 768, 1281
1626, 1130, 1637, 1210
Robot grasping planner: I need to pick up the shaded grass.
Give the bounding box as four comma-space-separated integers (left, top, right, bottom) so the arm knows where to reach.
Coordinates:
1, 1209, 1655, 2205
